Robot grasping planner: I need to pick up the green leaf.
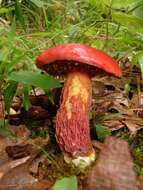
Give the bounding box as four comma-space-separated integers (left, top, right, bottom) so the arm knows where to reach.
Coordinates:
15, 0, 25, 30
0, 50, 9, 75
46, 91, 54, 104
132, 52, 143, 78
133, 3, 143, 19
8, 20, 16, 44
0, 119, 17, 139
112, 11, 143, 32
0, 8, 9, 14
95, 124, 111, 141
86, 0, 105, 9
132, 51, 143, 66
4, 81, 18, 113
8, 70, 61, 90
139, 55, 143, 79
92, 39, 104, 49
29, 0, 45, 8
22, 85, 32, 111
124, 83, 131, 94
0, 119, 9, 127
103, 0, 139, 9
53, 176, 78, 190
0, 126, 17, 139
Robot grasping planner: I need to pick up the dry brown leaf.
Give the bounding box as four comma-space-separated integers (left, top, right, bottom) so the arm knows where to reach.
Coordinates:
26, 106, 49, 120
93, 90, 129, 117
0, 162, 37, 190
130, 94, 140, 108
0, 139, 6, 154
139, 93, 143, 106
92, 75, 124, 90
112, 92, 129, 108
6, 144, 33, 159
0, 156, 30, 180
92, 140, 104, 150
29, 155, 46, 175
0, 134, 50, 190
5, 136, 49, 159
30, 180, 52, 190
7, 124, 31, 139
86, 137, 139, 190
92, 81, 106, 96
92, 99, 112, 117
103, 120, 124, 131
122, 118, 143, 135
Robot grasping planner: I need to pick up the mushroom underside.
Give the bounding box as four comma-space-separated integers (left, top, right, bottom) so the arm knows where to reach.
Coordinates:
40, 60, 106, 77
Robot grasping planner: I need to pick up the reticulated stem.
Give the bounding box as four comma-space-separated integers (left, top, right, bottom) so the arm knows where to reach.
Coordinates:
55, 71, 95, 168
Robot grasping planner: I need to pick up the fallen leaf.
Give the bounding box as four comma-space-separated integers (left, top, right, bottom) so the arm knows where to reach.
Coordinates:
29, 155, 46, 175
130, 94, 140, 108
103, 120, 124, 131
0, 161, 37, 190
132, 107, 143, 118
122, 118, 143, 135
53, 176, 78, 190
0, 139, 6, 154
92, 99, 112, 117
92, 140, 104, 150
0, 156, 30, 180
6, 144, 33, 159
7, 124, 31, 138
139, 93, 143, 106
26, 106, 49, 120
92, 76, 123, 90
5, 136, 49, 159
86, 137, 139, 190
31, 180, 52, 190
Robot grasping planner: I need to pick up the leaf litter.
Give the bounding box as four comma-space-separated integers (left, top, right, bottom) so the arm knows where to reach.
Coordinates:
1, 69, 143, 189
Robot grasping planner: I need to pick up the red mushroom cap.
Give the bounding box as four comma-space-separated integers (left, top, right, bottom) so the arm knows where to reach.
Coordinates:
36, 43, 122, 77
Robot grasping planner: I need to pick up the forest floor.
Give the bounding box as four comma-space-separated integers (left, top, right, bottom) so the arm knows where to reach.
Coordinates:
0, 62, 143, 190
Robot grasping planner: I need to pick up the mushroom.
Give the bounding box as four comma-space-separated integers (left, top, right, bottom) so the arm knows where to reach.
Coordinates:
36, 43, 122, 169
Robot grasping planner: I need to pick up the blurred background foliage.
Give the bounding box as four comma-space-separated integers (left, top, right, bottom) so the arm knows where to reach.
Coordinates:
0, 0, 143, 111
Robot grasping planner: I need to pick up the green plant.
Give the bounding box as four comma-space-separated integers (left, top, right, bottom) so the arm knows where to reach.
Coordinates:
95, 123, 112, 142
53, 176, 78, 190
0, 19, 61, 113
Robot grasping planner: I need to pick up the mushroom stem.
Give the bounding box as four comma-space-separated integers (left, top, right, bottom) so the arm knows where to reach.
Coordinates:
56, 71, 95, 168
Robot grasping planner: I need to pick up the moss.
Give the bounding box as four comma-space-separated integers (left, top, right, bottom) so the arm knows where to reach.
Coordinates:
38, 152, 89, 185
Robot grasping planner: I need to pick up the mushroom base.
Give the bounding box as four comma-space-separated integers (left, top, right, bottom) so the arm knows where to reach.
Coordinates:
55, 71, 95, 167
64, 149, 95, 170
